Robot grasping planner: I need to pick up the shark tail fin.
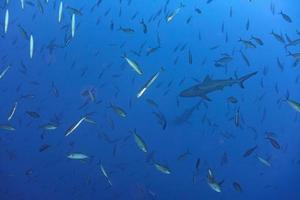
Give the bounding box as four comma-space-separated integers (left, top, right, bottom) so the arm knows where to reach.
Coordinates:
200, 94, 211, 101
238, 71, 258, 88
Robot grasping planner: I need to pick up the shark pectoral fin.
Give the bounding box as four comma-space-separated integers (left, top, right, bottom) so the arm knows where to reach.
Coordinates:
200, 94, 211, 101
239, 82, 245, 89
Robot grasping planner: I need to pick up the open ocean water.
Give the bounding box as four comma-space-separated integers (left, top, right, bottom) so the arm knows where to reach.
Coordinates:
0, 0, 300, 199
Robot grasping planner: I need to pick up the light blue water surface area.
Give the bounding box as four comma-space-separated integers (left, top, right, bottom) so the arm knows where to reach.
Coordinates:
0, 0, 300, 199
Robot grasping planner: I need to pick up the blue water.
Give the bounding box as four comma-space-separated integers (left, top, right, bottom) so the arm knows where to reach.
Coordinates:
1, 0, 300, 199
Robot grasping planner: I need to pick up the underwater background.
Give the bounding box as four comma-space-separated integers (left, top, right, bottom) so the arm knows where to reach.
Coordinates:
0, 0, 300, 199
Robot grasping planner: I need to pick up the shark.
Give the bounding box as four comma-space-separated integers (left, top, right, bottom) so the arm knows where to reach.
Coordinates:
179, 72, 258, 101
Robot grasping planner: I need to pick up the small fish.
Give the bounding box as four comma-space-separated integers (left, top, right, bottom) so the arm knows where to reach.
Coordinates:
166, 5, 183, 23
4, 9, 9, 34
65, 116, 87, 136
243, 145, 258, 157
271, 31, 285, 43
137, 68, 162, 98
20, 0, 24, 9
256, 156, 271, 167
58, 1, 63, 23
234, 108, 240, 127
40, 123, 58, 130
8, 102, 18, 121
109, 104, 127, 118
177, 149, 191, 160
240, 50, 250, 66
30, 35, 34, 59
154, 162, 171, 174
39, 144, 50, 152
239, 38, 256, 48
0, 65, 10, 79
251, 35, 264, 46
100, 164, 112, 186
26, 111, 40, 119
266, 136, 280, 149
0, 124, 16, 131
68, 153, 88, 160
287, 99, 300, 112
287, 51, 300, 60
233, 182, 243, 192
123, 55, 143, 75
132, 130, 148, 153
285, 38, 300, 48
227, 96, 238, 104
119, 26, 135, 33
279, 11, 292, 23
207, 169, 222, 193
71, 14, 75, 37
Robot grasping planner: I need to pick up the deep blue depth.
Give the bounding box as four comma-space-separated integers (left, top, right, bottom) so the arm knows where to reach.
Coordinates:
0, 0, 300, 199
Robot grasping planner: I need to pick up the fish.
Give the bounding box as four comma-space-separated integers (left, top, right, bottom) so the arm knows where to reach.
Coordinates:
227, 96, 238, 104
207, 169, 222, 193
233, 182, 243, 192
118, 26, 135, 33
256, 156, 271, 167
286, 99, 300, 112
240, 50, 250, 66
0, 65, 10, 79
109, 104, 127, 117
166, 4, 184, 23
26, 111, 40, 119
266, 136, 280, 149
154, 162, 171, 174
239, 38, 256, 48
0, 124, 16, 131
58, 1, 63, 23
20, 0, 24, 9
287, 51, 300, 60
243, 145, 258, 157
67, 153, 88, 160
8, 102, 18, 121
71, 14, 75, 38
180, 72, 258, 101
173, 101, 201, 124
279, 11, 292, 23
123, 55, 143, 75
140, 19, 147, 33
18, 25, 29, 40
234, 108, 240, 127
137, 68, 162, 98
40, 123, 58, 130
251, 35, 264, 46
132, 129, 148, 153
285, 38, 300, 48
152, 111, 167, 130
65, 116, 87, 136
39, 144, 50, 152
177, 149, 191, 160
271, 31, 285, 43
100, 163, 112, 186
4, 9, 9, 34
30, 35, 34, 59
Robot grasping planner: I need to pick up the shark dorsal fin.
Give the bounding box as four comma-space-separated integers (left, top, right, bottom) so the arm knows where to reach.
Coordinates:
203, 75, 212, 83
